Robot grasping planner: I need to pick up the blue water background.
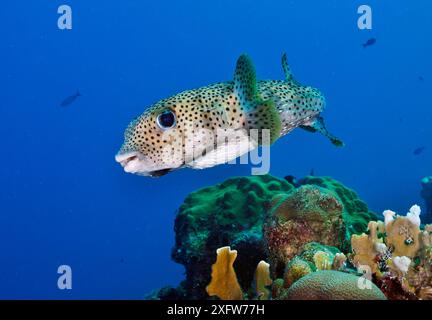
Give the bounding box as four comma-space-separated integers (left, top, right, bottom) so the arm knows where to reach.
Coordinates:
0, 0, 431, 298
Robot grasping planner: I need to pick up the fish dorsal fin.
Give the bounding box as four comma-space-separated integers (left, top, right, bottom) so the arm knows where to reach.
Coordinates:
281, 53, 299, 85
233, 54, 259, 110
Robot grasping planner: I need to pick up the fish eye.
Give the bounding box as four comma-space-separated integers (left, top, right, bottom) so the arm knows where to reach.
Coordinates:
156, 110, 176, 130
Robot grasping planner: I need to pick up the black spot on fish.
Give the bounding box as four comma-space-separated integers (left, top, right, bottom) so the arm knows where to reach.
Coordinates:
60, 90, 81, 107
362, 38, 376, 48
418, 76, 425, 81
413, 146, 426, 155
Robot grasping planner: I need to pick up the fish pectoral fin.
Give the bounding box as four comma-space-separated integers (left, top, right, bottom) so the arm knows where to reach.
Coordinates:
233, 54, 282, 145
300, 116, 344, 147
246, 99, 282, 145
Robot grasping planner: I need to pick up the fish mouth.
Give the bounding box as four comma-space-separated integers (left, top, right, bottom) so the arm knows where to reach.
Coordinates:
115, 151, 172, 177
115, 151, 140, 167
115, 151, 148, 174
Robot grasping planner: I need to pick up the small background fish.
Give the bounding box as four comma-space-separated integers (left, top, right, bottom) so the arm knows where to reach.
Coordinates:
363, 38, 376, 48
413, 146, 426, 155
60, 90, 81, 107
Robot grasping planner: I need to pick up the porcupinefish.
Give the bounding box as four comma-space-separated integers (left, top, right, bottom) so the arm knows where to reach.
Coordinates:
115, 53, 343, 177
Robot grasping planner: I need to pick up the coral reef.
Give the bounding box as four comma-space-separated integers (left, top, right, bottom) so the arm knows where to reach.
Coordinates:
421, 177, 432, 223
351, 221, 386, 274
297, 176, 376, 238
264, 186, 346, 276
202, 244, 385, 300
282, 242, 343, 288
205, 246, 273, 300
171, 175, 293, 299
263, 176, 376, 278
151, 174, 377, 300
278, 270, 386, 300
350, 205, 432, 300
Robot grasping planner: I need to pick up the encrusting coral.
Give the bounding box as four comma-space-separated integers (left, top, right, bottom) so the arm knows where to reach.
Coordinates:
297, 176, 376, 238
282, 242, 344, 288
264, 186, 346, 276
283, 256, 313, 288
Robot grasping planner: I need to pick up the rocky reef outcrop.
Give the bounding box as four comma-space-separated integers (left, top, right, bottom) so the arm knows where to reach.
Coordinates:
149, 174, 377, 300
264, 186, 346, 276
170, 175, 293, 299
147, 173, 432, 300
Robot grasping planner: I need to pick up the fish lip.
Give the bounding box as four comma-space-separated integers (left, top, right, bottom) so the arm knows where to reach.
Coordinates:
115, 151, 147, 173
115, 151, 170, 176
115, 151, 141, 167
